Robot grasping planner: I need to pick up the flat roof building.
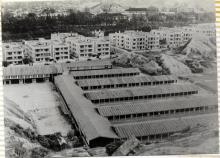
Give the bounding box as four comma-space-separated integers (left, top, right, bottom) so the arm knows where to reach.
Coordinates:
66, 36, 110, 61
24, 38, 52, 63
52, 40, 70, 61
3, 42, 24, 65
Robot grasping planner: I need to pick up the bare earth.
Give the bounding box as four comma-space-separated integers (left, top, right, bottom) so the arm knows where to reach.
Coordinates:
4, 83, 72, 136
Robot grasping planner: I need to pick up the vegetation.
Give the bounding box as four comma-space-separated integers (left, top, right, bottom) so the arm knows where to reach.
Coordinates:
2, 10, 215, 41
105, 140, 124, 156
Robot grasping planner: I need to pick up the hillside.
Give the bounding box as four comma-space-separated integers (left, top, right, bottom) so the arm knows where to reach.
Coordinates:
4, 98, 49, 158
176, 35, 217, 73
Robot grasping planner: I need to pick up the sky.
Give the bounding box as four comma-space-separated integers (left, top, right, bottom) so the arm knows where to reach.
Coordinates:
2, 0, 216, 11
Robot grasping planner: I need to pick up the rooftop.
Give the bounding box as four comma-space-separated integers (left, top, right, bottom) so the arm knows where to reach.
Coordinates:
71, 68, 140, 77
113, 113, 217, 138
97, 95, 217, 117
84, 84, 199, 100
3, 42, 23, 50
76, 75, 177, 88
3, 65, 57, 77
54, 75, 118, 143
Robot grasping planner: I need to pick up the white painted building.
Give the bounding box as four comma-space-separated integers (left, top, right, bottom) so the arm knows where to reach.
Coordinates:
145, 32, 160, 50
109, 31, 146, 51
52, 40, 70, 61
24, 38, 52, 62
3, 42, 24, 65
66, 36, 110, 61
51, 32, 81, 42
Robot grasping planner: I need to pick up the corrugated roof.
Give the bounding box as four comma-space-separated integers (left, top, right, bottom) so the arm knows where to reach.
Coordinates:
60, 60, 112, 71
97, 96, 217, 117
71, 68, 140, 77
77, 75, 177, 87
3, 60, 112, 77
85, 84, 198, 100
3, 65, 57, 76
113, 114, 217, 138
54, 75, 118, 143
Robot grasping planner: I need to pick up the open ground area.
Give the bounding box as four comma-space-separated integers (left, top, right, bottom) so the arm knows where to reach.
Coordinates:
4, 83, 72, 136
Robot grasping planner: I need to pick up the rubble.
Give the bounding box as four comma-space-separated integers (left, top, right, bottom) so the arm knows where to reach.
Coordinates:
112, 136, 141, 156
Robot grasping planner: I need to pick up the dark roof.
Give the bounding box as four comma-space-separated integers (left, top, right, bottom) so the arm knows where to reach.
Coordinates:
84, 84, 198, 100
97, 96, 217, 116
125, 8, 148, 12
60, 60, 112, 71
113, 114, 218, 138
3, 60, 112, 77
3, 65, 57, 77
71, 68, 140, 77
76, 75, 177, 87
54, 75, 118, 143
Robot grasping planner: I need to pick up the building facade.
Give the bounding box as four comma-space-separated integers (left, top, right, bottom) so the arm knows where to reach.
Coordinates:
24, 38, 52, 62
66, 36, 110, 61
52, 40, 70, 61
3, 42, 24, 65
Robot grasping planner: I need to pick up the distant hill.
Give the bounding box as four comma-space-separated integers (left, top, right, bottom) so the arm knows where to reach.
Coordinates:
76, 0, 214, 12
80, 2, 126, 14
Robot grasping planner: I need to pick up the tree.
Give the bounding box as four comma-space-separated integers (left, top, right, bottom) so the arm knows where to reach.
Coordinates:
2, 61, 9, 67
22, 56, 33, 64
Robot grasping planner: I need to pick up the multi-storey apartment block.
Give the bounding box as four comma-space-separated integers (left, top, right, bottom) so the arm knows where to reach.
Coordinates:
145, 32, 160, 50
52, 40, 70, 61
109, 31, 146, 51
24, 38, 52, 62
51, 32, 82, 42
3, 42, 24, 65
66, 36, 110, 61
110, 31, 160, 51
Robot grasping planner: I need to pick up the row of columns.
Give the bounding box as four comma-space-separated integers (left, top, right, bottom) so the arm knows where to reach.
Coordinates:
92, 91, 198, 104
82, 80, 177, 91
74, 72, 140, 80
3, 78, 49, 84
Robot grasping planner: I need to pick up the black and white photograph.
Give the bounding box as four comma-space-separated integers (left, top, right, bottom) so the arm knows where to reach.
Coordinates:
1, 0, 219, 157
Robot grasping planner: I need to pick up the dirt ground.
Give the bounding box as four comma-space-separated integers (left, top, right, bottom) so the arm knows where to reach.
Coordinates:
4, 82, 72, 136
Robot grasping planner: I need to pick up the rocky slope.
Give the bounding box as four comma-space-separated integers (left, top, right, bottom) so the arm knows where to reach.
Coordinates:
112, 35, 216, 75
4, 98, 49, 158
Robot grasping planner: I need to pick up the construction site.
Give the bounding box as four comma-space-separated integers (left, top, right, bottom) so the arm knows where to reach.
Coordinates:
3, 60, 218, 151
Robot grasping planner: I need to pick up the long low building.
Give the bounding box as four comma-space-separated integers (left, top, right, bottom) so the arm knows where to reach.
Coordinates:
113, 114, 218, 141
60, 59, 112, 71
54, 75, 118, 147
3, 60, 113, 84
84, 84, 199, 104
3, 65, 57, 84
71, 68, 140, 80
76, 75, 177, 90
97, 96, 218, 121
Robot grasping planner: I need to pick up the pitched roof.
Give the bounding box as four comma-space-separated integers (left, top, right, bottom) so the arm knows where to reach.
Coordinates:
125, 8, 148, 12
84, 84, 198, 100
60, 60, 112, 71
54, 75, 118, 143
113, 114, 218, 138
71, 68, 140, 77
97, 96, 217, 117
3, 65, 57, 76
76, 75, 177, 87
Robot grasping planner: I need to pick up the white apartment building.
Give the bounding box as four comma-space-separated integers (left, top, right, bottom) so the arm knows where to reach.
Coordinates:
51, 32, 82, 42
66, 36, 110, 61
52, 40, 70, 61
109, 31, 146, 51
3, 42, 24, 65
145, 32, 160, 50
152, 28, 187, 48
25, 38, 52, 62
191, 23, 216, 38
